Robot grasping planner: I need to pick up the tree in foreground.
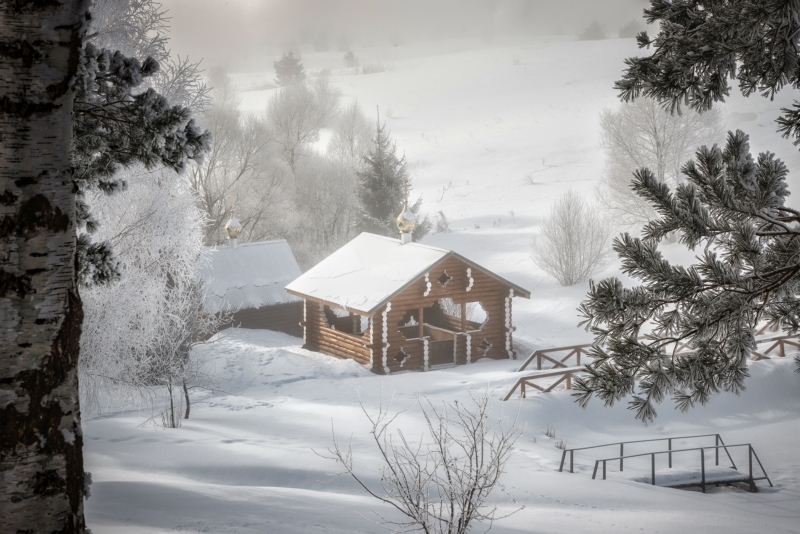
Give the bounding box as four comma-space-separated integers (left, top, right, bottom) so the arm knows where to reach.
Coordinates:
323, 391, 520, 534
578, 131, 799, 420
532, 190, 610, 286
274, 51, 306, 87
575, 0, 800, 421
0, 1, 91, 532
596, 97, 724, 230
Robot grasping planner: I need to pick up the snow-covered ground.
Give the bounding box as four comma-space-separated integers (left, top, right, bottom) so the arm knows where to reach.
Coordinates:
85, 330, 800, 533
85, 38, 800, 532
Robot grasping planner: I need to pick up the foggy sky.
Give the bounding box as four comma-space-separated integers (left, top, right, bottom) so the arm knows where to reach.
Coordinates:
160, 0, 649, 70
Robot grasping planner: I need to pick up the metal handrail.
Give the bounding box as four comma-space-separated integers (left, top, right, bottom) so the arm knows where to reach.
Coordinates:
558, 433, 734, 474
589, 443, 773, 493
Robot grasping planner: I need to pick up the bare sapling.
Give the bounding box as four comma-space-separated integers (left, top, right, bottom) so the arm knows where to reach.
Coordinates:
322, 390, 521, 534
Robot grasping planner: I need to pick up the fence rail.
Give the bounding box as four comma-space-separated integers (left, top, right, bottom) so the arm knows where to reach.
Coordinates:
505, 326, 800, 401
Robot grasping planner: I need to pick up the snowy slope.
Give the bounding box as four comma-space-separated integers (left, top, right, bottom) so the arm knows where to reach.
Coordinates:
238, 37, 800, 348
84, 38, 800, 533
84, 329, 800, 533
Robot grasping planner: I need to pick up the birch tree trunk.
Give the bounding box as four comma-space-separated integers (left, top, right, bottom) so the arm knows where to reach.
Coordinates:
0, 1, 91, 532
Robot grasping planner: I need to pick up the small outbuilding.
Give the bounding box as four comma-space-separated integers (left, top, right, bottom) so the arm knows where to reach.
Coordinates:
199, 223, 303, 337
285, 227, 530, 374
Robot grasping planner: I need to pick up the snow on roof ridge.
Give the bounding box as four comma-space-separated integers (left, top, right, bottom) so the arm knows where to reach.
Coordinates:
205, 238, 290, 251
356, 231, 452, 254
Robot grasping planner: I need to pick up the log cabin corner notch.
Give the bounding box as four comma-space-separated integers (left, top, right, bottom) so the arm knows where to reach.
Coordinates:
285, 232, 530, 374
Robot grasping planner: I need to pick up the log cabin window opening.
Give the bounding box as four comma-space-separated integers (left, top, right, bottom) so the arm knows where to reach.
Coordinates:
394, 347, 409, 366
437, 270, 453, 287
438, 298, 488, 329
322, 305, 364, 335
478, 337, 492, 357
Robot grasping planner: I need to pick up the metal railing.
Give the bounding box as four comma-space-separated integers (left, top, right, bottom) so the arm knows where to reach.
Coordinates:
557, 433, 772, 493
590, 443, 772, 493
558, 433, 732, 473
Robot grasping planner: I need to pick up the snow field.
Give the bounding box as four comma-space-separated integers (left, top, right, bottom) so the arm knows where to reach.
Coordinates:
85, 329, 800, 533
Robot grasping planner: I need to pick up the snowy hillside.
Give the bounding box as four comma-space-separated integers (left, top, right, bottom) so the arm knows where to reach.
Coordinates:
237, 37, 800, 347
84, 38, 800, 533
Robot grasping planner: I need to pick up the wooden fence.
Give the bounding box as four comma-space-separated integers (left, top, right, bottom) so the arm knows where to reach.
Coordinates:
504, 326, 799, 401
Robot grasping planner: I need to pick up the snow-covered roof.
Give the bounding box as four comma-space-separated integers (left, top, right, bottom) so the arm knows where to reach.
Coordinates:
285, 233, 529, 316
199, 239, 302, 312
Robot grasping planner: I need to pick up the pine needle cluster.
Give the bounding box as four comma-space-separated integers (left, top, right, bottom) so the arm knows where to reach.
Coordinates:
577, 131, 800, 421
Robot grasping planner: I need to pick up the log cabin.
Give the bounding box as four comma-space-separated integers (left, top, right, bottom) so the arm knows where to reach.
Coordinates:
199, 217, 303, 337
285, 209, 530, 373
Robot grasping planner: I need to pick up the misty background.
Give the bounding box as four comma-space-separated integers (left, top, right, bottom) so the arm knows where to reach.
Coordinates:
161, 0, 650, 72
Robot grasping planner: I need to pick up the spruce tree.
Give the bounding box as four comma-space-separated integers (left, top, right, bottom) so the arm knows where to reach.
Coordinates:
356, 119, 430, 239
356, 120, 407, 236
577, 1, 800, 421
273, 51, 306, 87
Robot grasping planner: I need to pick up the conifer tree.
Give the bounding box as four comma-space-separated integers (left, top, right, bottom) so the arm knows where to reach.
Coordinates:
577, 1, 800, 421
273, 51, 306, 87
73, 44, 211, 286
356, 119, 429, 238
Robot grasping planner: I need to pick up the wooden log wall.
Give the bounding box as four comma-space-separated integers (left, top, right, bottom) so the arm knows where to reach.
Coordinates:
304, 301, 371, 366
215, 301, 303, 337
300, 254, 520, 374
370, 255, 516, 373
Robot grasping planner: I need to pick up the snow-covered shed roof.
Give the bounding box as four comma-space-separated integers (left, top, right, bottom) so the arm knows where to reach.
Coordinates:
199, 239, 302, 312
285, 233, 530, 316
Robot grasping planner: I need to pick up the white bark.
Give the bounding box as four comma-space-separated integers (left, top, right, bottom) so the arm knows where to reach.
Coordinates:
0, 1, 91, 532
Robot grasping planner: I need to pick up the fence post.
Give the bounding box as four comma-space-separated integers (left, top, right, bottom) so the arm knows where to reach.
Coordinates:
668, 438, 672, 468
651, 454, 655, 485
603, 460, 606, 480
570, 450, 574, 474
566, 372, 572, 390
559, 449, 566, 472
620, 443, 624, 472
577, 349, 581, 366
715, 435, 719, 466
749, 445, 753, 482
537, 352, 542, 371
780, 339, 785, 358
592, 460, 599, 480
520, 381, 525, 399
701, 449, 706, 493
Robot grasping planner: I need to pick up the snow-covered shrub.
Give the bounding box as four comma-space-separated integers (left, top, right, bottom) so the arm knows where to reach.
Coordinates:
361, 63, 386, 74
190, 70, 289, 246
289, 154, 359, 269
328, 99, 374, 171
531, 190, 611, 286
80, 167, 219, 421
268, 82, 325, 171
325, 391, 520, 534
310, 74, 342, 126
434, 210, 451, 234
343, 50, 359, 68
